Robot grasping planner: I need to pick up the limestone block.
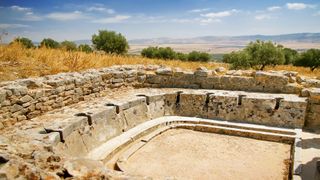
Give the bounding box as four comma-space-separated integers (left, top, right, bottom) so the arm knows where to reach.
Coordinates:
111, 71, 126, 79
77, 106, 123, 151
11, 104, 23, 113
146, 74, 163, 84
155, 67, 172, 75
178, 92, 207, 118
194, 67, 210, 77
207, 93, 240, 120
122, 102, 149, 129
4, 85, 28, 96
0, 90, 6, 103
272, 99, 307, 128
138, 94, 165, 119
19, 95, 33, 104
303, 78, 320, 88
164, 92, 179, 115
254, 71, 289, 91
43, 116, 88, 142
282, 83, 303, 94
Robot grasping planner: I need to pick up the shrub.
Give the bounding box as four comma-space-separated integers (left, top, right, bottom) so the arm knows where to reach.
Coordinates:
40, 38, 60, 49
141, 47, 158, 58
11, 37, 34, 48
78, 44, 93, 53
157, 47, 176, 59
294, 49, 320, 71
92, 30, 129, 54
176, 52, 188, 61
223, 51, 250, 69
188, 51, 210, 62
60, 40, 77, 51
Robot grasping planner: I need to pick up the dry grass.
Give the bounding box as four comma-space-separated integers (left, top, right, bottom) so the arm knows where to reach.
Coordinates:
0, 43, 319, 82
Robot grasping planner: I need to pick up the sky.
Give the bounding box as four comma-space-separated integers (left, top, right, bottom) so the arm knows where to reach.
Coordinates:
0, 0, 320, 42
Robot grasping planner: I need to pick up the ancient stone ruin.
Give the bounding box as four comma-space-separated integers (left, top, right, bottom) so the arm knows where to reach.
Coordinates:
0, 65, 319, 179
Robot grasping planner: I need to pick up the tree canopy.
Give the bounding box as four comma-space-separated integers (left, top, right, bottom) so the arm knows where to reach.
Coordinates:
92, 30, 129, 54
223, 40, 285, 70
60, 40, 77, 51
12, 37, 34, 48
40, 38, 60, 49
294, 49, 320, 71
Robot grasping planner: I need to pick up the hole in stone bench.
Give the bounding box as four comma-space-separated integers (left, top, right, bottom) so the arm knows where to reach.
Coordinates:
44, 128, 65, 143
75, 113, 93, 125
176, 91, 183, 106
0, 156, 9, 164
238, 95, 246, 106
106, 103, 120, 114
274, 98, 283, 110
136, 94, 149, 105
204, 93, 214, 112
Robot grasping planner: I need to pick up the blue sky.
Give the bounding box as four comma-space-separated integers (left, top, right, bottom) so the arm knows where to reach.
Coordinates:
0, 0, 320, 42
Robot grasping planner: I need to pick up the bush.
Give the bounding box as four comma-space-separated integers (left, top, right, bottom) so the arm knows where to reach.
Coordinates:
11, 37, 34, 48
40, 38, 60, 49
223, 51, 250, 69
141, 47, 176, 60
176, 52, 188, 61
60, 40, 77, 51
78, 44, 93, 53
294, 49, 320, 71
141, 47, 158, 58
141, 46, 211, 62
283, 48, 298, 65
188, 51, 210, 62
157, 47, 176, 59
92, 30, 129, 54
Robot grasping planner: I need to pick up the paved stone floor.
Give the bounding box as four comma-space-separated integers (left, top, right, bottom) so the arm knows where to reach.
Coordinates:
301, 130, 320, 180
123, 129, 291, 180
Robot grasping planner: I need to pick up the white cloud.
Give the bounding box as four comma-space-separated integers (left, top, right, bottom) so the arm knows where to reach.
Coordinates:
188, 8, 210, 13
255, 14, 272, 20
267, 6, 281, 11
10, 5, 31, 11
286, 3, 314, 10
201, 9, 238, 18
199, 18, 221, 25
0, 23, 30, 29
46, 11, 87, 21
92, 15, 130, 24
87, 6, 115, 14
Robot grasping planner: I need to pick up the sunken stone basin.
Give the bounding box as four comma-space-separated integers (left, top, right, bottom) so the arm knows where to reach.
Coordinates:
3, 65, 320, 179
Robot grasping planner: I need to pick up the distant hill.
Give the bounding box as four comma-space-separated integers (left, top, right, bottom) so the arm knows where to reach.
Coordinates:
128, 33, 320, 44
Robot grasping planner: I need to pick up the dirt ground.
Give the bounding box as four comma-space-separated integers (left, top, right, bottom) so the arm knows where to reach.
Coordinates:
124, 129, 291, 180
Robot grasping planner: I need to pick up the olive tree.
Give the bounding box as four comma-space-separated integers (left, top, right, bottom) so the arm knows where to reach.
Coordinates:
283, 48, 298, 65
294, 49, 320, 71
12, 37, 34, 48
60, 40, 77, 51
223, 40, 285, 70
92, 30, 129, 54
244, 40, 285, 70
78, 44, 93, 53
40, 38, 60, 49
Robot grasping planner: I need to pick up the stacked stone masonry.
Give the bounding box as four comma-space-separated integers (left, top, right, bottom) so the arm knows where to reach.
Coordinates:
0, 65, 319, 130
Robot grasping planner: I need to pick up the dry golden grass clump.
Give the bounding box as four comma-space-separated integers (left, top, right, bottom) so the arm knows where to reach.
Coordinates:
0, 43, 319, 82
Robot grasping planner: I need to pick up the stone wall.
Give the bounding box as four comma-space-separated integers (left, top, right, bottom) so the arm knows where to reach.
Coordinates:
0, 65, 319, 129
